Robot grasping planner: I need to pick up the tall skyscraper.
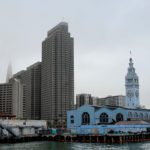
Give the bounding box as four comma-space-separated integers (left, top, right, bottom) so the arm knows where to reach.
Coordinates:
9, 78, 26, 119
12, 70, 27, 118
26, 62, 41, 120
41, 22, 74, 127
125, 58, 140, 108
0, 83, 12, 114
13, 62, 41, 119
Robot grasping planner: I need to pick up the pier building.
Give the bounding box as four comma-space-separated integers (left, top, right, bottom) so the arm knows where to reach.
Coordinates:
67, 57, 150, 131
67, 104, 150, 129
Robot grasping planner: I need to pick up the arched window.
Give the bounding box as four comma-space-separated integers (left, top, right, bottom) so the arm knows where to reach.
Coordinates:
144, 113, 148, 120
116, 113, 123, 122
139, 113, 143, 119
128, 112, 132, 118
100, 113, 109, 123
134, 112, 138, 118
70, 115, 74, 119
82, 112, 90, 125
70, 115, 74, 124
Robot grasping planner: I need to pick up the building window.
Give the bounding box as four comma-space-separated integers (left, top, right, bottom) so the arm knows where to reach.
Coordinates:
71, 120, 74, 124
70, 115, 74, 119
144, 113, 148, 120
139, 113, 143, 119
100, 113, 109, 123
128, 112, 132, 118
82, 112, 90, 125
116, 113, 123, 122
134, 112, 138, 118
70, 115, 74, 124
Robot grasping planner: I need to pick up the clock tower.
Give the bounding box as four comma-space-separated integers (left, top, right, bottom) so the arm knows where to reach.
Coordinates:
125, 58, 139, 108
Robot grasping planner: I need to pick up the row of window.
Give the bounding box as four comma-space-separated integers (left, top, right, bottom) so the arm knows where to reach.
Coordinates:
128, 112, 149, 119
70, 111, 150, 125
70, 112, 124, 125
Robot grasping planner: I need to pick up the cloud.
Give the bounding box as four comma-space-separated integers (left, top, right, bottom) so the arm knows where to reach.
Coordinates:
0, 0, 150, 107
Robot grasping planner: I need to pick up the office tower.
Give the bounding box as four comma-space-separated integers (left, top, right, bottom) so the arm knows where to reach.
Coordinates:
0, 83, 13, 114
12, 70, 27, 118
9, 78, 26, 119
13, 62, 41, 119
76, 94, 93, 108
27, 62, 41, 120
41, 22, 74, 127
125, 58, 139, 108
96, 95, 126, 107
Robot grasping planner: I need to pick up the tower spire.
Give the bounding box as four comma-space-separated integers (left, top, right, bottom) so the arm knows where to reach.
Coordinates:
129, 50, 134, 68
6, 62, 13, 83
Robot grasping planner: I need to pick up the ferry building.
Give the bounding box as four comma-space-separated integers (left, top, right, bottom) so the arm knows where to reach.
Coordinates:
67, 57, 150, 129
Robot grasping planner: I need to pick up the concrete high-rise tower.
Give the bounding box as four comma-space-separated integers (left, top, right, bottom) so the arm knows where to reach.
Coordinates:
12, 62, 41, 119
9, 78, 26, 119
41, 22, 74, 127
125, 58, 139, 108
0, 83, 13, 114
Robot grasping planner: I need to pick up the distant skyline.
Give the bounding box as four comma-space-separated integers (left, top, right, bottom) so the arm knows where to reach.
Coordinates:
0, 0, 150, 107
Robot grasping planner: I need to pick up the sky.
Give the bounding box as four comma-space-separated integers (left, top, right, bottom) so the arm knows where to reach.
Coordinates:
0, 0, 150, 107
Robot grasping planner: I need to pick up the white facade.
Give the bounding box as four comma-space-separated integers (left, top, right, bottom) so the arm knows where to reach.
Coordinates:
0, 120, 47, 127
9, 78, 25, 119
125, 58, 140, 108
6, 63, 12, 83
0, 120, 47, 137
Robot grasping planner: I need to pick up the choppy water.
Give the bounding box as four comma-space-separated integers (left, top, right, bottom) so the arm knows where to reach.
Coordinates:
0, 141, 150, 150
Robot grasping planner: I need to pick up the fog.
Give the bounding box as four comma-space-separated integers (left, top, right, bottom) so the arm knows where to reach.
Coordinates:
0, 0, 150, 107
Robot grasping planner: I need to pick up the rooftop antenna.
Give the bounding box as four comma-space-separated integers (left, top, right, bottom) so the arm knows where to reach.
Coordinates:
129, 50, 133, 63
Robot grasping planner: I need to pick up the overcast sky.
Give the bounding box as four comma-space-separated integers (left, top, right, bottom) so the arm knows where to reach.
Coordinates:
0, 0, 150, 107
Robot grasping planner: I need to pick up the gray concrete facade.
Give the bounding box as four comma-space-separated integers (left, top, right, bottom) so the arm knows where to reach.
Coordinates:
0, 83, 12, 115
76, 94, 93, 108
13, 62, 41, 120
96, 95, 126, 107
41, 22, 74, 127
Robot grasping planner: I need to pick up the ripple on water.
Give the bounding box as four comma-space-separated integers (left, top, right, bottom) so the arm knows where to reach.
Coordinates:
0, 141, 150, 150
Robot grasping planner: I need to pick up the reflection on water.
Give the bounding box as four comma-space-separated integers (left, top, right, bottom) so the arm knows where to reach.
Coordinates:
0, 141, 150, 150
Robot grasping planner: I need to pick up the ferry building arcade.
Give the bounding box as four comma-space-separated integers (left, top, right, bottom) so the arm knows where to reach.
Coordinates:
67, 58, 150, 129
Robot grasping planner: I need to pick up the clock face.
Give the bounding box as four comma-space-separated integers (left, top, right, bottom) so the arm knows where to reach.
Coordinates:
135, 90, 139, 98
127, 90, 134, 98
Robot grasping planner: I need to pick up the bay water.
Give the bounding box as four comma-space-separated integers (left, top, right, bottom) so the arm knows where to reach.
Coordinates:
0, 141, 150, 150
